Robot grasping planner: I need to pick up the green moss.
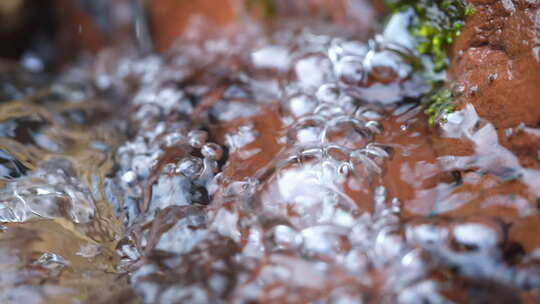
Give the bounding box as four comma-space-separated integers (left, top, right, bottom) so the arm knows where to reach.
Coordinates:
245, 0, 277, 18
388, 0, 473, 71
386, 0, 475, 125
423, 87, 455, 125
464, 4, 477, 17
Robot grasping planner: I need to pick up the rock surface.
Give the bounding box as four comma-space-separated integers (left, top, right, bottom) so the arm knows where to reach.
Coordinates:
449, 0, 540, 130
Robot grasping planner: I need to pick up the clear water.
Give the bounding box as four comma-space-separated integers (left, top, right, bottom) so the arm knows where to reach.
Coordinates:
0, 7, 539, 304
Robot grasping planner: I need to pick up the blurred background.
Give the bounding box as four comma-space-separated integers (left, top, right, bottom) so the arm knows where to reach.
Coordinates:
0, 0, 386, 71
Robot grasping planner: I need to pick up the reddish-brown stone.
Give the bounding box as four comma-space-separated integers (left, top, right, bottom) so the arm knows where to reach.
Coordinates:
449, 1, 540, 130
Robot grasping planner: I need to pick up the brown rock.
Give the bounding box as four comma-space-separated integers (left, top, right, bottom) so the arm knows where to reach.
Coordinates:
148, 0, 237, 52
449, 0, 540, 129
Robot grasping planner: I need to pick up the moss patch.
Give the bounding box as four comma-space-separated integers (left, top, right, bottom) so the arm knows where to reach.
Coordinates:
423, 87, 455, 125
387, 0, 474, 72
244, 0, 277, 18
386, 0, 475, 125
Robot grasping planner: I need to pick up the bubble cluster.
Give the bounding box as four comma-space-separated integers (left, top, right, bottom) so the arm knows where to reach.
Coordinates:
94, 17, 540, 304
3, 7, 538, 303
0, 158, 96, 223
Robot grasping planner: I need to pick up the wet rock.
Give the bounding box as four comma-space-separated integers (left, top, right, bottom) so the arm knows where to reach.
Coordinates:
449, 1, 540, 130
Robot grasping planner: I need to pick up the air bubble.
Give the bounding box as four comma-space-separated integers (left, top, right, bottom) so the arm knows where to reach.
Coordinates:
121, 171, 137, 187
406, 223, 449, 246
188, 130, 208, 148
161, 132, 184, 147
453, 223, 499, 250
286, 94, 318, 118
268, 225, 300, 251
336, 56, 365, 85
176, 157, 204, 178
295, 55, 333, 90
365, 50, 406, 83
201, 143, 223, 161
328, 38, 368, 64
316, 83, 341, 104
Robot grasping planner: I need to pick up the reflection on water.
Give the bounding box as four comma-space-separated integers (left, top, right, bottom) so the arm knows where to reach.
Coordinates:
0, 4, 540, 304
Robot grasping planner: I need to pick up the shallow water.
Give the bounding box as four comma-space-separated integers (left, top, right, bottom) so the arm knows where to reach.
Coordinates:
0, 60, 131, 302
1, 6, 540, 304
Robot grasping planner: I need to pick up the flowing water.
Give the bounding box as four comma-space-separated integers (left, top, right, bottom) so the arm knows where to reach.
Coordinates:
1, 3, 540, 304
